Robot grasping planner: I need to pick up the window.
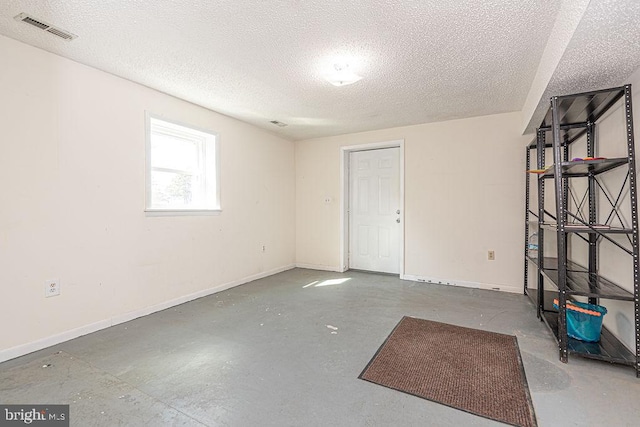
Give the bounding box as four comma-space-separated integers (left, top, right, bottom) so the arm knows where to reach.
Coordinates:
146, 115, 220, 213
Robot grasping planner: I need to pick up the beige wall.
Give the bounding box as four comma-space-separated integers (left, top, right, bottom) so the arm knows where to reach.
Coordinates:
4, 30, 637, 361
0, 35, 296, 360
295, 112, 530, 292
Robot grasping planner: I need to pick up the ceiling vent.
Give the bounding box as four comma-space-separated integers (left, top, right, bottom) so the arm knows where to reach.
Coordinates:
14, 13, 77, 41
270, 120, 288, 127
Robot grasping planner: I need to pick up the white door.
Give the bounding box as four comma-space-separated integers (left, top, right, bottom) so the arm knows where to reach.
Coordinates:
349, 147, 400, 274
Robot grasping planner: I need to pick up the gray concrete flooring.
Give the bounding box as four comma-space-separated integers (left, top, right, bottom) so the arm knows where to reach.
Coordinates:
1, 268, 639, 426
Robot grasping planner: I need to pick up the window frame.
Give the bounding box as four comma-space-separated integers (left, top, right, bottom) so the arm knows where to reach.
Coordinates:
145, 112, 221, 216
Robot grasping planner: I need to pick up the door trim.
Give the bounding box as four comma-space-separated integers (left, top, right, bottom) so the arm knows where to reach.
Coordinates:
340, 140, 405, 278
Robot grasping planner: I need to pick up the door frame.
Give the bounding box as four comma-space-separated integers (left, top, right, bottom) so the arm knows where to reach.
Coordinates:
340, 140, 405, 278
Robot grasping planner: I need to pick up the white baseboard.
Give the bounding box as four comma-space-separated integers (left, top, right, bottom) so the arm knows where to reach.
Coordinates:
294, 263, 344, 272
402, 274, 521, 294
0, 318, 115, 364
0, 264, 296, 364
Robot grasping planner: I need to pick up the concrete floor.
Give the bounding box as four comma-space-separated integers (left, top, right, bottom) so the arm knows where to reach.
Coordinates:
1, 268, 639, 426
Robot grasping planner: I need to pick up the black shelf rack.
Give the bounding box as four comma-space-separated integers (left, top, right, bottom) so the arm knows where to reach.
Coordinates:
523, 85, 640, 377
538, 157, 630, 178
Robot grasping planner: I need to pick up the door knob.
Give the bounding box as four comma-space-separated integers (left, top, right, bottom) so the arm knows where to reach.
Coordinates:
396, 218, 401, 223
396, 209, 401, 214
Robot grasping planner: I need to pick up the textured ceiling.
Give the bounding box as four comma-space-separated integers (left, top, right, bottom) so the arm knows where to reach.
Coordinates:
523, 0, 640, 134
0, 0, 565, 140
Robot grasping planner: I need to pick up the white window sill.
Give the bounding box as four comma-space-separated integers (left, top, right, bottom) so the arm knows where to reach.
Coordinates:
145, 209, 222, 217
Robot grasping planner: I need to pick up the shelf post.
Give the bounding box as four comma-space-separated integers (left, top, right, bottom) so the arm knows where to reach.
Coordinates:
537, 129, 546, 320
563, 135, 570, 214
623, 85, 640, 378
587, 121, 598, 305
524, 146, 531, 295
551, 96, 569, 363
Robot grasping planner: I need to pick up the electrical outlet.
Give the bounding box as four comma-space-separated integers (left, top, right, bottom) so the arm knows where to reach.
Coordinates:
261, 245, 266, 252
45, 279, 60, 297
488, 251, 495, 261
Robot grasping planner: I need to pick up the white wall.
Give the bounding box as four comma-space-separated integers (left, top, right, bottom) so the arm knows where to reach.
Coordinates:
295, 112, 530, 292
0, 35, 296, 361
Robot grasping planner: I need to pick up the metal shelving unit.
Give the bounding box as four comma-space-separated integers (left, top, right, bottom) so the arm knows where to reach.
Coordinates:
524, 85, 640, 377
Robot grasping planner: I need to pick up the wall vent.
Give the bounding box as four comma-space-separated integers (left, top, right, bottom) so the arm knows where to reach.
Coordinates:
270, 120, 288, 127
14, 13, 77, 41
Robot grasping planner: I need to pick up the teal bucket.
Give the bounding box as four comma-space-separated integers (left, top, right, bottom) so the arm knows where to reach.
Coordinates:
553, 299, 607, 342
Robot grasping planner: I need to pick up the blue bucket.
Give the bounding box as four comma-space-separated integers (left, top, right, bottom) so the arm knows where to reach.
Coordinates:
553, 299, 607, 342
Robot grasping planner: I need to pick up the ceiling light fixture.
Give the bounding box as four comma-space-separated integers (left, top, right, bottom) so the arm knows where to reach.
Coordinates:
324, 63, 362, 87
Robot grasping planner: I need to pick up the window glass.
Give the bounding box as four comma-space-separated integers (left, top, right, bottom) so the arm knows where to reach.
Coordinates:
146, 115, 219, 213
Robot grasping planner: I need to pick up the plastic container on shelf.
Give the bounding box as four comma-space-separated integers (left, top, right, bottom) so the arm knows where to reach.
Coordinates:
553, 299, 608, 342
527, 232, 538, 258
